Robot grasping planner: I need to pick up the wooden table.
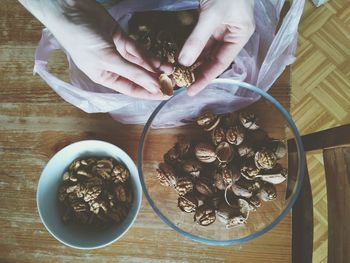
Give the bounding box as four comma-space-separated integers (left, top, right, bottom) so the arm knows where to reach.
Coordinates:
0, 2, 291, 262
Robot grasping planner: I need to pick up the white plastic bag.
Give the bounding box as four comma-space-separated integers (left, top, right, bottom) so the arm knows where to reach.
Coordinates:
34, 0, 305, 127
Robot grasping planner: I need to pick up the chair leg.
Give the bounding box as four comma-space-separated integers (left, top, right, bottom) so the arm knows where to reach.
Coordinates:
292, 164, 314, 263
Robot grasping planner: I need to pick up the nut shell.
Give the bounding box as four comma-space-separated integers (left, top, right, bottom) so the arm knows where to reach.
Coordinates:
182, 159, 202, 178
196, 111, 220, 131
211, 126, 226, 146
195, 143, 216, 163
175, 177, 194, 196
156, 163, 177, 187
240, 158, 260, 180
226, 126, 245, 145
178, 193, 198, 213
215, 142, 234, 164
239, 112, 259, 130
194, 205, 216, 226
254, 149, 277, 170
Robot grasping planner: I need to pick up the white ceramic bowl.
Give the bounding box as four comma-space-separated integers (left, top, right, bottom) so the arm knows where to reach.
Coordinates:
37, 140, 142, 249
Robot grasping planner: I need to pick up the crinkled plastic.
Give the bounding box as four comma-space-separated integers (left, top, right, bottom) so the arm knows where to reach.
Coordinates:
34, 0, 305, 127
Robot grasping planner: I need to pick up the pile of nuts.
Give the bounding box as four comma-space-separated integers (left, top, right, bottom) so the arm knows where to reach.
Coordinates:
128, 11, 200, 95
57, 157, 133, 228
156, 111, 287, 228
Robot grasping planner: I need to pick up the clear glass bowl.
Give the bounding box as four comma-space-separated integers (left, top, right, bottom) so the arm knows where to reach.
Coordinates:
138, 79, 305, 245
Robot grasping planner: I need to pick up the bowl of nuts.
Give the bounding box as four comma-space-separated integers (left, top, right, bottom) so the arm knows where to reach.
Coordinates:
37, 140, 142, 249
138, 79, 305, 245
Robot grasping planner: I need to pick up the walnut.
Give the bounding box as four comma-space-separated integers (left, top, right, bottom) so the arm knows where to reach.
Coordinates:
216, 142, 234, 164
194, 143, 216, 163
176, 135, 192, 157
172, 65, 194, 88
175, 177, 194, 196
194, 205, 216, 226
182, 159, 202, 178
58, 157, 133, 227
213, 169, 226, 191
259, 182, 277, 201
254, 149, 277, 170
240, 158, 260, 180
211, 126, 226, 146
239, 112, 260, 130
237, 142, 255, 158
226, 125, 245, 145
83, 185, 102, 202
256, 164, 287, 184
112, 164, 130, 183
178, 193, 198, 213
266, 139, 287, 159
159, 73, 174, 96
164, 146, 180, 166
196, 111, 221, 131
195, 177, 214, 197
156, 163, 177, 187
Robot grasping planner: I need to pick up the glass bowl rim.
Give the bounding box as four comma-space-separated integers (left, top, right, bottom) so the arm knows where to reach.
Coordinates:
137, 79, 305, 245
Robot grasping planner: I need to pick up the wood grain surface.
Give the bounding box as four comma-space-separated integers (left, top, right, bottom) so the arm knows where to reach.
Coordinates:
0, 1, 291, 262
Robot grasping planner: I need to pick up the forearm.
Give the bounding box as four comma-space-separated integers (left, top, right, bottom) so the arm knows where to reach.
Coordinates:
18, 0, 116, 47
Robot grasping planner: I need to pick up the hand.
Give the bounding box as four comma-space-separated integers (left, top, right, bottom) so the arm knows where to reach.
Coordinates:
178, 0, 255, 96
20, 0, 172, 100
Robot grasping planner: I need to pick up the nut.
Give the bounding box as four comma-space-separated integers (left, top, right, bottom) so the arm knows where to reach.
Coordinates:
195, 143, 216, 163
226, 125, 245, 145
175, 177, 194, 196
259, 182, 277, 201
182, 159, 202, 178
240, 158, 260, 180
254, 149, 277, 170
239, 112, 259, 130
267, 139, 287, 159
231, 183, 253, 198
58, 157, 133, 228
213, 169, 226, 191
194, 205, 216, 226
195, 177, 214, 197
215, 142, 234, 164
256, 164, 287, 184
196, 111, 220, 131
156, 163, 177, 187
171, 62, 202, 88
164, 146, 180, 166
172, 65, 195, 87
178, 193, 198, 213
176, 135, 192, 157
112, 163, 130, 183
159, 73, 174, 96
211, 126, 226, 146
237, 142, 255, 158
246, 195, 261, 210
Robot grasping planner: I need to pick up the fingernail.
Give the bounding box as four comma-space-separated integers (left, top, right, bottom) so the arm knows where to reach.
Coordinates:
160, 64, 174, 75
178, 53, 193, 67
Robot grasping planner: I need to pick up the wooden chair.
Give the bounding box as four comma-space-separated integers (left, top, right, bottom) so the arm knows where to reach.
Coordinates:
289, 124, 350, 263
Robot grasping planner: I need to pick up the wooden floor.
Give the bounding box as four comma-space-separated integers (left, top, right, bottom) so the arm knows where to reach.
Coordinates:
292, 0, 350, 262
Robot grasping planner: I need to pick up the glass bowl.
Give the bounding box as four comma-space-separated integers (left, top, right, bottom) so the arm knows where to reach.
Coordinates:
138, 79, 305, 245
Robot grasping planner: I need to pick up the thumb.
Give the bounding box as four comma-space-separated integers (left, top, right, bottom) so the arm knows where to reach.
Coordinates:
178, 12, 219, 67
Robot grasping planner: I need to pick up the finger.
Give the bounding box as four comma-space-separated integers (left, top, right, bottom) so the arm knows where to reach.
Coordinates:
187, 42, 244, 96
105, 53, 161, 94
178, 12, 219, 67
124, 37, 173, 74
101, 72, 168, 100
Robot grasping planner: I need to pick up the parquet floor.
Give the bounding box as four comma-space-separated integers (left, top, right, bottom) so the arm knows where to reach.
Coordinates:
292, 0, 350, 262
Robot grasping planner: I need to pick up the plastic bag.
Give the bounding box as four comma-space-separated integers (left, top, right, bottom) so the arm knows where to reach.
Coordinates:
34, 0, 305, 127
